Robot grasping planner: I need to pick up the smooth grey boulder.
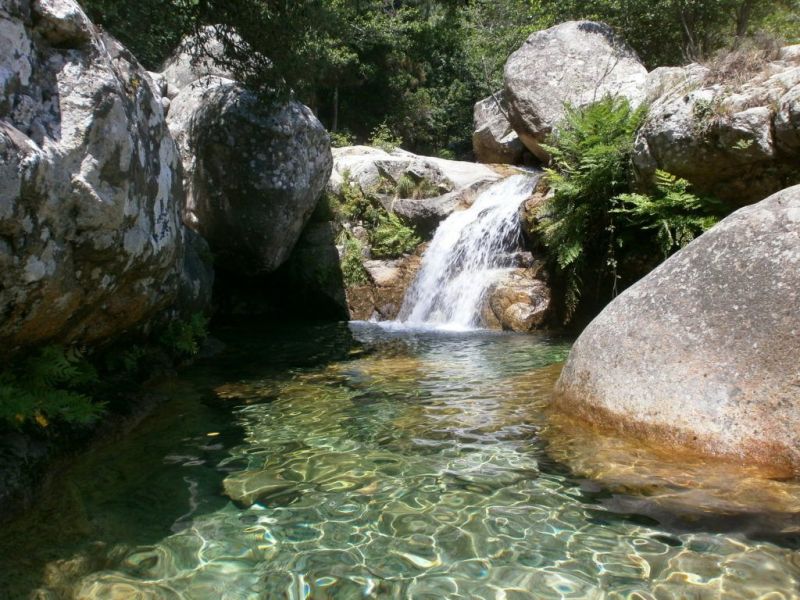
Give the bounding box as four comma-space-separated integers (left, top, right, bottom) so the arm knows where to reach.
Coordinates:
0, 0, 204, 353
554, 185, 800, 474
167, 76, 332, 275
472, 91, 525, 164
634, 53, 800, 206
503, 21, 647, 161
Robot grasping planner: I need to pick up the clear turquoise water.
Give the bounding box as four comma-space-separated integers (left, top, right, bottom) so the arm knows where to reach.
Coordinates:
2, 322, 799, 599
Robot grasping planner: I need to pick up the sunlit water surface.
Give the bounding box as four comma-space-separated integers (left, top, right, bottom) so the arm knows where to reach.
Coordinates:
2, 322, 799, 599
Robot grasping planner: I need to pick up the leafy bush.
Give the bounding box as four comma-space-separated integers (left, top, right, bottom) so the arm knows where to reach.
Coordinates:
614, 171, 722, 258
339, 234, 369, 286
369, 122, 403, 152
329, 130, 356, 148
0, 347, 102, 428
538, 97, 646, 321
538, 97, 723, 323
336, 171, 380, 224
370, 212, 421, 259
159, 313, 209, 358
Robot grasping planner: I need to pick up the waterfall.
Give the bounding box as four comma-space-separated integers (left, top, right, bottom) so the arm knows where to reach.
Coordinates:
396, 173, 539, 330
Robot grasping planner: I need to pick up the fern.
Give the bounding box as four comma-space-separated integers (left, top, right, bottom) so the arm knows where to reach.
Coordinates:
537, 96, 646, 323
0, 346, 103, 428
339, 233, 369, 286
370, 212, 421, 259
159, 313, 209, 358
613, 170, 722, 258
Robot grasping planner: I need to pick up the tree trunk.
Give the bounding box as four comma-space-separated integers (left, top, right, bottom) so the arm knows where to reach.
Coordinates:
332, 86, 339, 133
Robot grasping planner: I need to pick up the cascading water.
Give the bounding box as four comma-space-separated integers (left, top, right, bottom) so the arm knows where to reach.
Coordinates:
396, 173, 540, 330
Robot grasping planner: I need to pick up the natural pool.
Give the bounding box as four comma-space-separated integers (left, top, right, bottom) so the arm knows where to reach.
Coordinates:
2, 322, 799, 599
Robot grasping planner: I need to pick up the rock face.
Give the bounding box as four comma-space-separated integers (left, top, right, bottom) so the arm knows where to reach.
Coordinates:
0, 0, 202, 353
159, 27, 235, 98
634, 49, 800, 205
554, 185, 800, 473
329, 146, 500, 233
347, 255, 422, 321
504, 21, 647, 161
472, 91, 525, 164
483, 267, 552, 332
167, 76, 332, 275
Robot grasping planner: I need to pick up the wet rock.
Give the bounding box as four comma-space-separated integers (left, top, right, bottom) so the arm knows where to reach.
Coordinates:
223, 470, 298, 507
0, 0, 202, 353
167, 76, 332, 275
554, 184, 800, 473
483, 269, 552, 332
504, 21, 647, 161
472, 91, 525, 164
633, 52, 800, 205
347, 255, 422, 321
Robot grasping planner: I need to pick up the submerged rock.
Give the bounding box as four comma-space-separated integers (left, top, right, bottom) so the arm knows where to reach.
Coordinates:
503, 21, 647, 161
167, 76, 332, 276
472, 91, 525, 164
634, 49, 800, 205
554, 185, 800, 473
0, 0, 202, 352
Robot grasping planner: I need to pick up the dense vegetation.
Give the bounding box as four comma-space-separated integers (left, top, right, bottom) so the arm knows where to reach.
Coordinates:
81, 0, 799, 157
0, 315, 209, 429
537, 98, 723, 323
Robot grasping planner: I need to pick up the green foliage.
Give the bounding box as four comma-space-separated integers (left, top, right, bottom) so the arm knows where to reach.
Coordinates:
370, 212, 421, 259
394, 174, 439, 200
614, 171, 721, 258
538, 97, 646, 320
329, 130, 356, 148
79, 0, 189, 69
339, 234, 369, 286
159, 313, 209, 359
336, 171, 381, 225
0, 347, 102, 429
539, 98, 726, 323
369, 123, 404, 152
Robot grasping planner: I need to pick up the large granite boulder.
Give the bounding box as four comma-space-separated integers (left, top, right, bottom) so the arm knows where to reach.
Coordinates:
503, 21, 647, 161
472, 91, 525, 164
554, 185, 800, 474
159, 26, 235, 98
634, 47, 800, 206
0, 0, 202, 354
167, 76, 332, 275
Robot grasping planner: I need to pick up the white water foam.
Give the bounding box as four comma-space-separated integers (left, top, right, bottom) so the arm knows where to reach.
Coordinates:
394, 173, 539, 331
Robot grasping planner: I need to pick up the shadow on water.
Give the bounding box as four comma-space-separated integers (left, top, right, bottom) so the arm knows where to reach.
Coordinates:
0, 321, 361, 599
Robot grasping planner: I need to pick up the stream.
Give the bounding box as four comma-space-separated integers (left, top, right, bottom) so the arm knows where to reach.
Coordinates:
2, 322, 799, 598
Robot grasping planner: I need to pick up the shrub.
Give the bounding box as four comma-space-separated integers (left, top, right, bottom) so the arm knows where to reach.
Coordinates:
329, 130, 356, 148
369, 122, 403, 153
538, 97, 723, 324
0, 347, 102, 428
394, 174, 439, 200
339, 234, 369, 286
159, 313, 209, 358
370, 212, 421, 259
538, 97, 647, 321
614, 170, 722, 258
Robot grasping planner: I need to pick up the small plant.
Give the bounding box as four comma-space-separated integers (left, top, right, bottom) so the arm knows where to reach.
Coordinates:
159, 313, 209, 358
370, 212, 421, 259
369, 122, 403, 152
538, 96, 647, 321
394, 174, 439, 200
339, 233, 369, 286
614, 170, 722, 258
0, 346, 102, 428
329, 130, 355, 148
